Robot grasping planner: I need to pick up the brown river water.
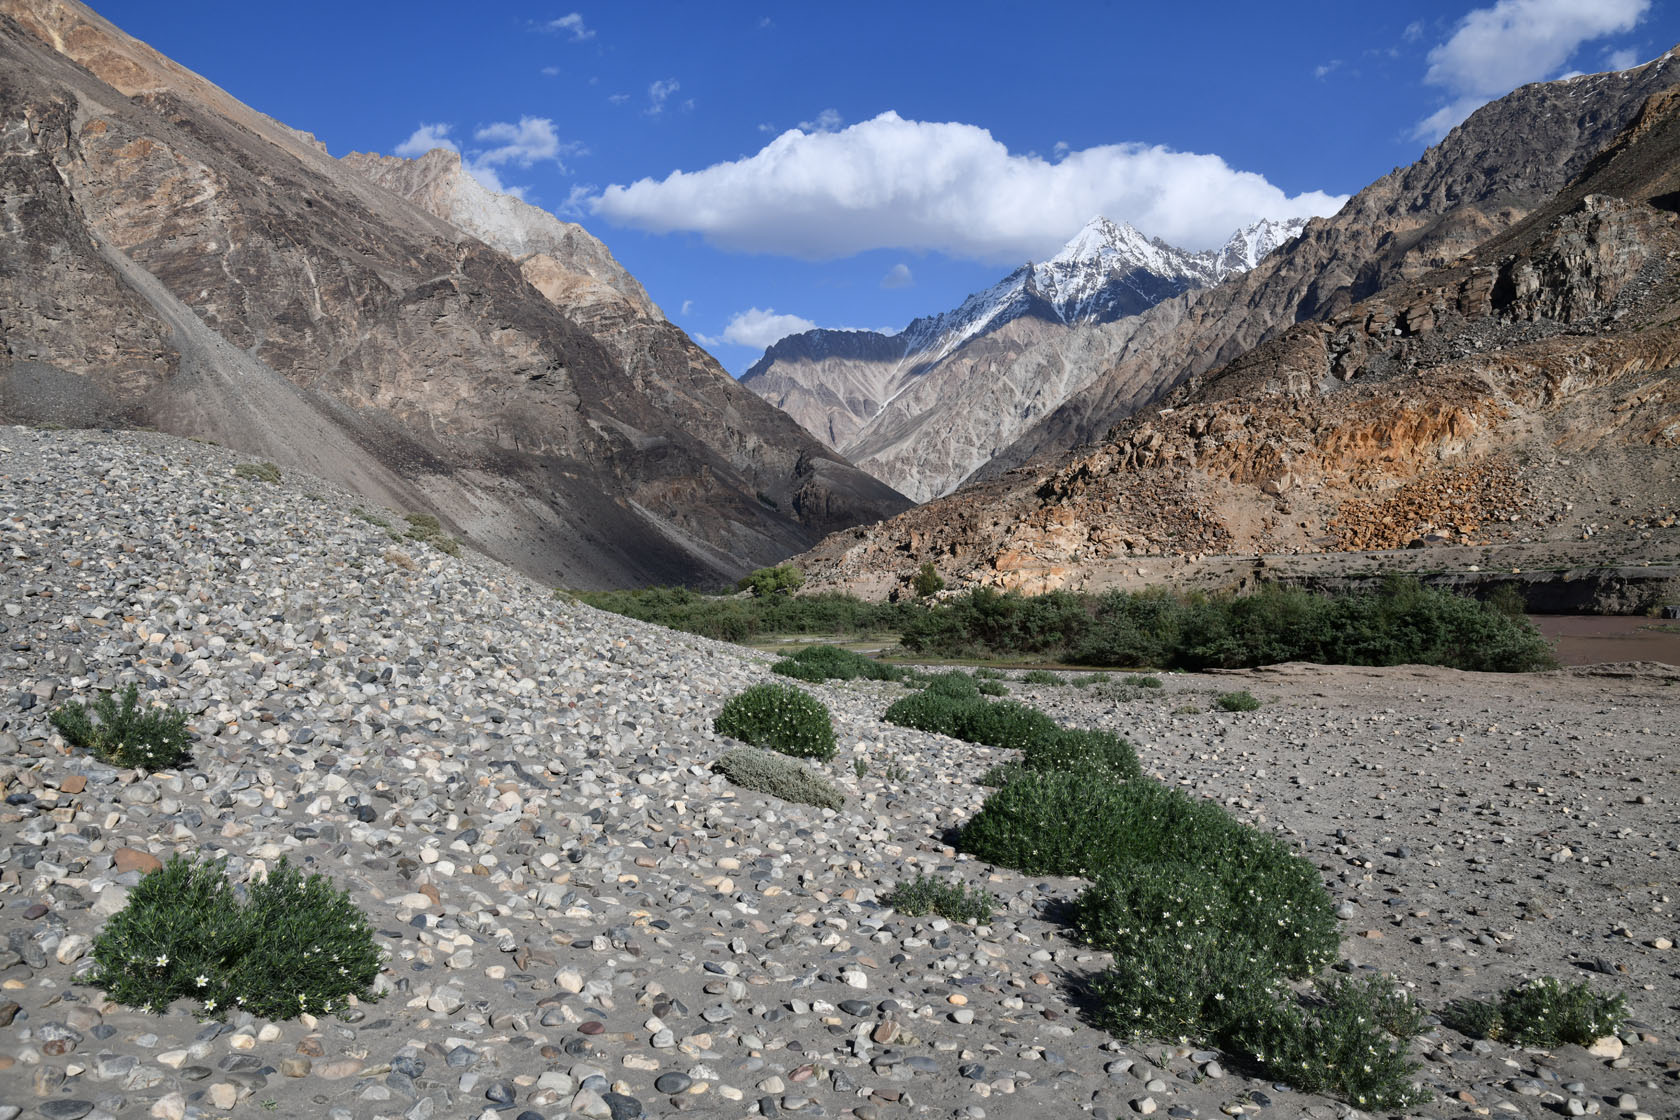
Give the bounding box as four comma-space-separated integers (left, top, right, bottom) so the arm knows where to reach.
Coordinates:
1531, 615, 1680, 666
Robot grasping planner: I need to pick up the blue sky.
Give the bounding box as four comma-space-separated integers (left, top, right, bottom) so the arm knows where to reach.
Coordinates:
91, 1, 1680, 372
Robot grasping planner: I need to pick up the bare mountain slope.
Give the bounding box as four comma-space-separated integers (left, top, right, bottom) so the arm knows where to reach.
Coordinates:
977, 50, 1680, 482
795, 82, 1680, 599
0, 0, 907, 588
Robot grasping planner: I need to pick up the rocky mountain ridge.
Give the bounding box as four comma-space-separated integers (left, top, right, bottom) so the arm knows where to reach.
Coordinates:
0, 0, 909, 589
743, 216, 1305, 501
794, 78, 1680, 600
978, 51, 1680, 482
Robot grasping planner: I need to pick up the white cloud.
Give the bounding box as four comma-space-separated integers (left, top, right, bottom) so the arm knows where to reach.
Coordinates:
880, 263, 913, 289
396, 123, 459, 157
698, 307, 817, 350
546, 13, 594, 41
1314, 59, 1343, 79
587, 111, 1346, 262
395, 117, 582, 200
798, 108, 844, 133
1412, 0, 1650, 141
541, 65, 560, 77
680, 299, 694, 315
473, 116, 577, 167
647, 78, 680, 115
1603, 46, 1641, 70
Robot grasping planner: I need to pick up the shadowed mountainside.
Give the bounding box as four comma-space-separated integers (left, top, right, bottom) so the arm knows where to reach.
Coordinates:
0, 0, 909, 589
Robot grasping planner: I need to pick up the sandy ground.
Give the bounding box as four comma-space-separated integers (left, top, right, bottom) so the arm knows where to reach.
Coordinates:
1006, 657, 1680, 1117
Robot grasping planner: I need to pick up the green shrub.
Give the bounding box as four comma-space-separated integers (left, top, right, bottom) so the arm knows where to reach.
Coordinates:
1018, 669, 1061, 685
1444, 976, 1626, 1047
1134, 675, 1164, 689
1231, 974, 1428, 1111
714, 682, 836, 760
738, 564, 804, 597
922, 670, 981, 699
1073, 845, 1336, 982
976, 679, 1009, 696
912, 561, 945, 598
1216, 689, 1262, 712
232, 461, 281, 483
1070, 673, 1110, 689
772, 644, 904, 683
1086, 910, 1287, 1043
900, 587, 1088, 659
886, 687, 1138, 780
573, 586, 911, 645
403, 512, 460, 556
50, 684, 192, 770
85, 856, 381, 1019
977, 760, 1030, 787
959, 771, 1144, 877
885, 873, 994, 923
712, 746, 844, 810
1440, 994, 1506, 1041
900, 577, 1555, 673
1021, 727, 1141, 782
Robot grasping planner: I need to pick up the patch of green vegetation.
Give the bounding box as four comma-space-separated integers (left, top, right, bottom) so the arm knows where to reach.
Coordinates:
884, 683, 1139, 782
232, 461, 281, 483
572, 585, 913, 645
1215, 689, 1262, 712
712, 746, 844, 810
957, 769, 1399, 1103
85, 856, 382, 1019
738, 563, 804, 597
1230, 974, 1429, 1111
771, 644, 905, 683
900, 576, 1555, 672
51, 684, 192, 770
403, 512, 460, 556
912, 561, 945, 598
885, 873, 994, 923
714, 682, 836, 760
1018, 669, 1062, 685
1443, 977, 1626, 1047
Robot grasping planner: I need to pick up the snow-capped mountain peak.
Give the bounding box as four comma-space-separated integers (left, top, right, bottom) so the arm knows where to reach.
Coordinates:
1211, 216, 1309, 278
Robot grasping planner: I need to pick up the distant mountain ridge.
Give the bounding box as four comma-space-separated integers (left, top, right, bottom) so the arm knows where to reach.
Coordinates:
743, 216, 1304, 500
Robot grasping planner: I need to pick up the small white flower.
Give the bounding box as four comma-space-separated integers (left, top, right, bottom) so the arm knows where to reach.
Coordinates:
154, 954, 169, 967
196, 974, 209, 987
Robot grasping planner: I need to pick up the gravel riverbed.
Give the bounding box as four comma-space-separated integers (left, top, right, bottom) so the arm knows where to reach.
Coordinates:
0, 427, 1675, 1120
